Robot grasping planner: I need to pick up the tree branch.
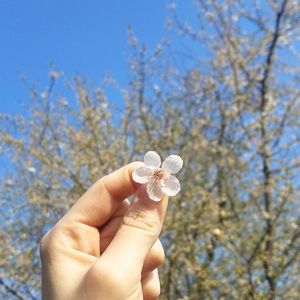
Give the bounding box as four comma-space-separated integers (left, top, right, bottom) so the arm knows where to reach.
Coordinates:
0, 279, 27, 300
259, 1, 288, 298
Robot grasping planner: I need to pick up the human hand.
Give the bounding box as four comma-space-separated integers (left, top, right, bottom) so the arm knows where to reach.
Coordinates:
40, 162, 168, 300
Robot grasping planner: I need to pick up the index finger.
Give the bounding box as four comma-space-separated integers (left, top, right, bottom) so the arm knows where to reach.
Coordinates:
62, 162, 143, 227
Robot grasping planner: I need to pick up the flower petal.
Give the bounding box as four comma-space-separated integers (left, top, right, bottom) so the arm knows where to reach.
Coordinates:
144, 151, 161, 168
162, 155, 183, 174
147, 181, 164, 201
161, 175, 181, 196
132, 167, 153, 184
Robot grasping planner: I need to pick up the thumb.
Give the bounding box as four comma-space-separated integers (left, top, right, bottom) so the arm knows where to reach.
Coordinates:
98, 186, 168, 276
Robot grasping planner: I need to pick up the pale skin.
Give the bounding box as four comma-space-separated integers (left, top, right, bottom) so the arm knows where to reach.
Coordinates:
40, 162, 168, 300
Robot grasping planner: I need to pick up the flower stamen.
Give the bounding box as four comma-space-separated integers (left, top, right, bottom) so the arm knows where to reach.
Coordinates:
153, 169, 165, 181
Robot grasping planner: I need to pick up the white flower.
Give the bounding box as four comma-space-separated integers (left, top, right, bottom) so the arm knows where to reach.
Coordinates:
27, 166, 36, 173
5, 179, 14, 187
40, 92, 48, 99
212, 228, 222, 236
49, 70, 61, 79
132, 151, 183, 201
291, 222, 298, 230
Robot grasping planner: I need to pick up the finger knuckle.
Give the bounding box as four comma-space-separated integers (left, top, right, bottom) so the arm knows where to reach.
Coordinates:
152, 241, 165, 267
148, 282, 161, 299
39, 226, 65, 259
122, 207, 161, 238
39, 234, 49, 258
86, 262, 129, 292
154, 285, 161, 299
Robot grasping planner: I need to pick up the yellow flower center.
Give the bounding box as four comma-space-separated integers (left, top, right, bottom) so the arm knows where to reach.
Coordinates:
153, 169, 165, 181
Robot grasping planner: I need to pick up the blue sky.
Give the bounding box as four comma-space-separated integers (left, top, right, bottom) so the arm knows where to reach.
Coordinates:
0, 0, 192, 114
